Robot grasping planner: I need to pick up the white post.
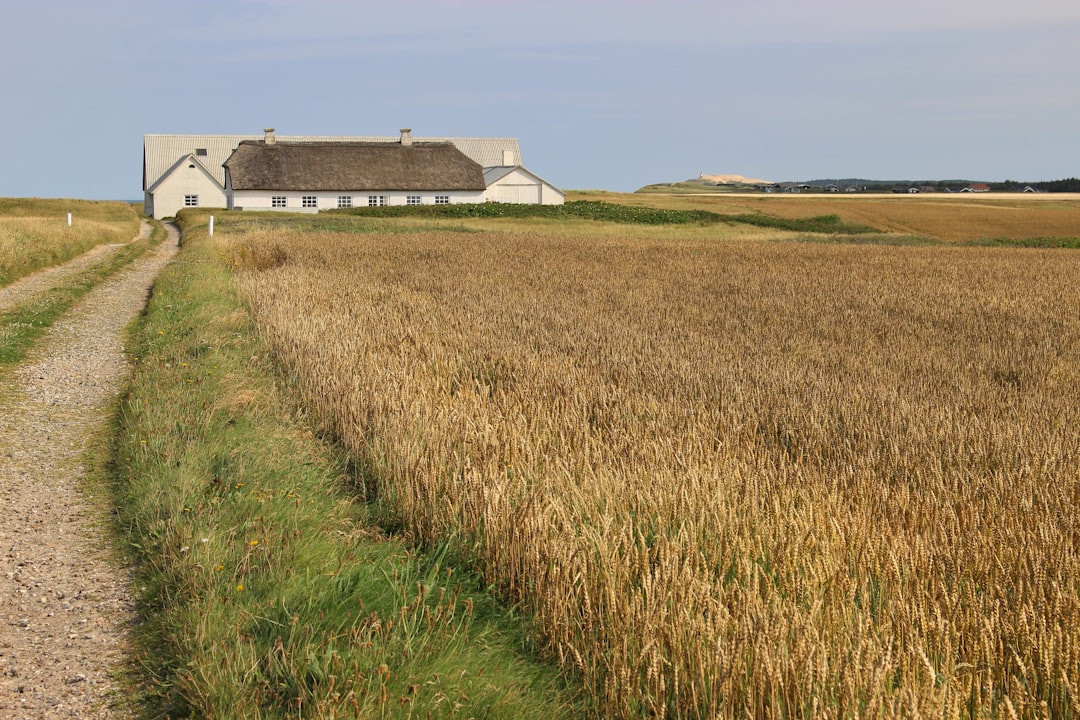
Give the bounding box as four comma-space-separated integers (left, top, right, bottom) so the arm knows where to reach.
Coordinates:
209, 215, 214, 237
67, 213, 72, 227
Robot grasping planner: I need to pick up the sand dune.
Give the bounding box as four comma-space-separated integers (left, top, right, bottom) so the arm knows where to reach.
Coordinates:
699, 173, 774, 185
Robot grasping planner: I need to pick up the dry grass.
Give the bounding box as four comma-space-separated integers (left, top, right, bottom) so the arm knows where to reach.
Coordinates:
0, 198, 138, 286
228, 222, 1080, 718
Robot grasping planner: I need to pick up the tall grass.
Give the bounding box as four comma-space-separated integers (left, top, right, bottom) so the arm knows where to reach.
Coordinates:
0, 198, 139, 287
229, 224, 1080, 718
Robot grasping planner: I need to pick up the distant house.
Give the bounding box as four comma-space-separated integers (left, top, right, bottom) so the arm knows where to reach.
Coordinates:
961, 183, 991, 193
143, 128, 561, 219
824, 184, 840, 193
224, 132, 488, 211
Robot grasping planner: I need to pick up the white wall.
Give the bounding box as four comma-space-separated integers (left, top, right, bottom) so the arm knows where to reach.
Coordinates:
538, 182, 565, 205
484, 167, 565, 205
229, 189, 487, 211
148, 162, 227, 219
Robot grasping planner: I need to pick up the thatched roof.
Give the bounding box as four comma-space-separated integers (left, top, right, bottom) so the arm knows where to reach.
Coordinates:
224, 141, 487, 192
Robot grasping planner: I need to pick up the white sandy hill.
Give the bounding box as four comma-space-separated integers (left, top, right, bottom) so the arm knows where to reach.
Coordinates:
699, 173, 775, 185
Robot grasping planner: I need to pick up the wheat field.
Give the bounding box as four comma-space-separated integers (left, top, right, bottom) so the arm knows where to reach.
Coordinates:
581, 191, 1080, 243
229, 224, 1079, 718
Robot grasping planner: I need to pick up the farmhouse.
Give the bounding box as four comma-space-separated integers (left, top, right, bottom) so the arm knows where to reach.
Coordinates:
143, 128, 564, 219
224, 134, 487, 211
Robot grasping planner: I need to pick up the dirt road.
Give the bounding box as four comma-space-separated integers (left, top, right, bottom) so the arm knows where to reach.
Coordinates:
0, 223, 179, 718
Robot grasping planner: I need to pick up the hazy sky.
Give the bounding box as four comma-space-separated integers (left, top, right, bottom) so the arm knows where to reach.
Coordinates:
1, 0, 1077, 199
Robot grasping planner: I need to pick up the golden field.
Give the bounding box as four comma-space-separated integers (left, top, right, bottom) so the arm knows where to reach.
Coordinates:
577, 191, 1080, 243
226, 203, 1079, 718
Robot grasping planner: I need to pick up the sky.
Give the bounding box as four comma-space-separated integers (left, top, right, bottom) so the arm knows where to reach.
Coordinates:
1, 0, 1078, 199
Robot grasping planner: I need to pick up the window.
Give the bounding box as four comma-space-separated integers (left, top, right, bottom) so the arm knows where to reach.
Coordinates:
406, 195, 421, 206
302, 195, 317, 208
195, 148, 208, 157
368, 195, 388, 207
184, 195, 199, 207
434, 195, 449, 205
272, 196, 287, 208
337, 195, 352, 208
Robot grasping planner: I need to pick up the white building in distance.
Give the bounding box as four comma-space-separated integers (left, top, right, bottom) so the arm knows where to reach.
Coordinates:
143, 129, 564, 219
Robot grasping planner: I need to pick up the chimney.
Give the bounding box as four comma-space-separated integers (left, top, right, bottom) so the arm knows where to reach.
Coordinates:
399, 128, 413, 147
264, 128, 276, 145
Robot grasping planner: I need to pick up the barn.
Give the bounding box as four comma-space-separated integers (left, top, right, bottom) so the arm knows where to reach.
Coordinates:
143, 129, 563, 219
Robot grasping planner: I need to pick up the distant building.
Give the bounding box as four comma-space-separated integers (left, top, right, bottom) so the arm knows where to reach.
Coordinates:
143, 129, 563, 219
483, 166, 565, 205
224, 135, 488, 211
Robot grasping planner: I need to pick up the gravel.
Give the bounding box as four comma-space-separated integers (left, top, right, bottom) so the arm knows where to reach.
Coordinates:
0, 222, 179, 719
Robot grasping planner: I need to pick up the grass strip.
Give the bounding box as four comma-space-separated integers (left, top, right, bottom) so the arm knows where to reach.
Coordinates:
965, 236, 1080, 248
779, 232, 943, 246
0, 222, 164, 367
324, 199, 879, 233
109, 215, 583, 718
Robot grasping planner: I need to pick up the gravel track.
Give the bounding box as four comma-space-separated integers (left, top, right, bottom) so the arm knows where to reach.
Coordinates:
0, 222, 179, 719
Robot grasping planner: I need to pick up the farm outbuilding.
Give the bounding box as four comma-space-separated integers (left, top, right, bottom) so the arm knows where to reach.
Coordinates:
483, 166, 565, 205
143, 129, 561, 219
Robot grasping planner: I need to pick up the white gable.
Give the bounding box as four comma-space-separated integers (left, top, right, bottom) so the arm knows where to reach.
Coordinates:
144, 153, 228, 218
483, 166, 565, 205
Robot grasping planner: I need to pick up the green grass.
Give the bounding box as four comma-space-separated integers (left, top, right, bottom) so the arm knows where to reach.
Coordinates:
109, 210, 583, 718
780, 232, 943, 246
0, 222, 164, 367
325, 200, 878, 234
965, 236, 1080, 248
